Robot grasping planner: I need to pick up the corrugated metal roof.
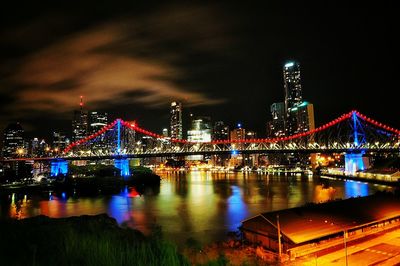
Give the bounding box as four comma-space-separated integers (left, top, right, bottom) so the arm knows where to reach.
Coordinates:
243, 194, 400, 244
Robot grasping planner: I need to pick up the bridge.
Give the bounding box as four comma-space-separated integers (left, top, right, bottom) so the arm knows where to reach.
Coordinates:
3, 110, 400, 177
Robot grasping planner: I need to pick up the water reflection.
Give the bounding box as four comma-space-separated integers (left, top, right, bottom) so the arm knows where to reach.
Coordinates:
345, 180, 369, 198
226, 185, 248, 231
0, 172, 392, 245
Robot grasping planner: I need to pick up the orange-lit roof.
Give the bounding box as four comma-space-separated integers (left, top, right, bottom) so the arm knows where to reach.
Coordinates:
243, 193, 400, 244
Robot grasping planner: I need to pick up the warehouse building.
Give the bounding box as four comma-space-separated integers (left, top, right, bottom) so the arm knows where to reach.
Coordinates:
241, 193, 400, 259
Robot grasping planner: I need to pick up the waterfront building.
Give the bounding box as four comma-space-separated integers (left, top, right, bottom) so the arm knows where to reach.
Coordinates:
170, 102, 183, 139
2, 122, 25, 158
242, 194, 400, 260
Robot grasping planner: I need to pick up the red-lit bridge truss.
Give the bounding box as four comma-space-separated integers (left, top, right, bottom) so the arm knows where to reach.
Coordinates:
60, 110, 400, 159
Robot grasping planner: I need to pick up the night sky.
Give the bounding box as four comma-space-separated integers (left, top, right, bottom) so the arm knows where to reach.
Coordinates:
0, 1, 398, 140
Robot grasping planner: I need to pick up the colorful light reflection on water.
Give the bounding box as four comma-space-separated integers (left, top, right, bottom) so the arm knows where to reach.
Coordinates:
0, 172, 392, 246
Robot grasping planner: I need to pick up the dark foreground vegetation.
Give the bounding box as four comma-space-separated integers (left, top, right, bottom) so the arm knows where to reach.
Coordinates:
0, 214, 189, 266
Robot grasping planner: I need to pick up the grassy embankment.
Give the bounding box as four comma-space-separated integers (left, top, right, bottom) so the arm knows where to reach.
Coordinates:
0, 214, 189, 266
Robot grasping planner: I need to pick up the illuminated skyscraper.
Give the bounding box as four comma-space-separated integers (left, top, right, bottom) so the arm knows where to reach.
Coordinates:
292, 101, 315, 133
89, 111, 108, 133
187, 116, 212, 142
213, 121, 229, 141
72, 96, 88, 142
230, 123, 246, 141
53, 131, 68, 152
31, 137, 39, 157
229, 124, 245, 167
162, 128, 168, 137
269, 102, 285, 137
2, 122, 24, 158
283, 61, 303, 135
170, 102, 182, 139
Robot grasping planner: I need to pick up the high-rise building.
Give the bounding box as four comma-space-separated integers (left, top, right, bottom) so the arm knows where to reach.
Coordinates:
245, 130, 258, 167
72, 96, 88, 142
2, 122, 24, 158
170, 102, 182, 139
187, 116, 212, 142
53, 131, 68, 152
211, 121, 229, 166
229, 124, 246, 167
162, 128, 168, 137
291, 101, 315, 133
89, 111, 108, 133
246, 130, 257, 140
230, 123, 246, 141
283, 61, 303, 135
269, 102, 286, 137
213, 121, 229, 141
31, 137, 39, 157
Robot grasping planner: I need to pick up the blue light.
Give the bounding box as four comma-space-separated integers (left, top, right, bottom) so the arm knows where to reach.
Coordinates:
345, 180, 368, 198
237, 123, 242, 128
61, 192, 66, 199
50, 159, 68, 177
226, 186, 249, 231
231, 150, 238, 155
114, 158, 130, 178
352, 112, 359, 146
345, 153, 365, 175
108, 194, 131, 224
117, 119, 121, 154
285, 62, 294, 68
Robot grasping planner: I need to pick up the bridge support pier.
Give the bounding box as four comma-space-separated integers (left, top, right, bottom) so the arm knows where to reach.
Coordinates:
114, 158, 130, 178
50, 159, 68, 177
345, 153, 366, 175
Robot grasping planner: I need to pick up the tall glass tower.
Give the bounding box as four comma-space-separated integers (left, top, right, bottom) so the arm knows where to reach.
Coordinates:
2, 122, 24, 158
170, 102, 182, 139
89, 111, 108, 133
283, 61, 303, 135
72, 96, 88, 142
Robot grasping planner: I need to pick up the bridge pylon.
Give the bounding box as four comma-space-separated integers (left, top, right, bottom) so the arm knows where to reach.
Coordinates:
50, 159, 68, 177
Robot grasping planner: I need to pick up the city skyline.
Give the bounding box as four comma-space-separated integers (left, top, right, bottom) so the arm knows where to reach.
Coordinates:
0, 2, 397, 139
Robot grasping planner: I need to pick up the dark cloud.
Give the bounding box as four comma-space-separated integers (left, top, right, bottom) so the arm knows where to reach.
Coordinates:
0, 1, 398, 140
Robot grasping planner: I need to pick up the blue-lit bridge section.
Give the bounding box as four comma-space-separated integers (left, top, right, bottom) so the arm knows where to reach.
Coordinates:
50, 159, 68, 177
114, 158, 130, 177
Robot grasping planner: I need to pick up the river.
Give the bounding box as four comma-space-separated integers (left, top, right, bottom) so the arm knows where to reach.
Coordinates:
0, 171, 392, 246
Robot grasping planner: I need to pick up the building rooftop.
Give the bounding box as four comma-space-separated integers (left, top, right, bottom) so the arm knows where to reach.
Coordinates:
243, 193, 400, 244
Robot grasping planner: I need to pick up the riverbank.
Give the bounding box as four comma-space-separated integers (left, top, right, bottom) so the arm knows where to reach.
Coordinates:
0, 213, 266, 266
0, 170, 161, 195
0, 214, 189, 265
321, 173, 399, 186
